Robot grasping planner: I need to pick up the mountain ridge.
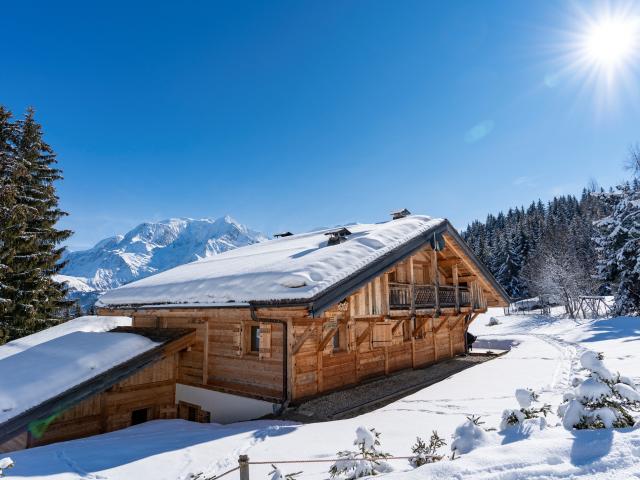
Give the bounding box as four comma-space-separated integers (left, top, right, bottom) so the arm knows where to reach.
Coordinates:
57, 215, 268, 309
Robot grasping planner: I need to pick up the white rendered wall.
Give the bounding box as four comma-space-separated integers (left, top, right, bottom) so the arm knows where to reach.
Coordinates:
176, 383, 278, 424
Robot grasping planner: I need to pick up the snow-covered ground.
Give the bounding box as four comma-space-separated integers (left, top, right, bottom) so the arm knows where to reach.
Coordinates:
5, 309, 640, 479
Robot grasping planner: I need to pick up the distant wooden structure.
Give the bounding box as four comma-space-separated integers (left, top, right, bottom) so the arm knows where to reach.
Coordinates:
504, 296, 551, 316
577, 296, 612, 319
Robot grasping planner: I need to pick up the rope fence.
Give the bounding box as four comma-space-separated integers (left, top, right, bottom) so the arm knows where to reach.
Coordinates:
204, 454, 441, 480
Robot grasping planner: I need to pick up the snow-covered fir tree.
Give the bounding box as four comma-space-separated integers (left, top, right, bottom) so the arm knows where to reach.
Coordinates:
0, 106, 19, 343
409, 431, 446, 467
593, 149, 640, 315
558, 351, 639, 429
463, 189, 608, 303
500, 388, 551, 430
329, 426, 391, 479
0, 457, 14, 477
268, 464, 302, 480
0, 107, 72, 343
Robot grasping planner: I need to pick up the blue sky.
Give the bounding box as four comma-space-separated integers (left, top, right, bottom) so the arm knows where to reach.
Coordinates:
2, 1, 639, 249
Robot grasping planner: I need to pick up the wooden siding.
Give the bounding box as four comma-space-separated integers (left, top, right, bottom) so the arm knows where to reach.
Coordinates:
127, 308, 286, 401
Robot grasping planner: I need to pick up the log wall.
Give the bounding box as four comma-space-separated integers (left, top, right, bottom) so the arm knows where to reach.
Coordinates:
129, 308, 287, 401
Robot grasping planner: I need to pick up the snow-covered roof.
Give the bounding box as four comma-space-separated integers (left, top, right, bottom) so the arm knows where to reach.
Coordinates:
0, 315, 132, 361
97, 215, 447, 307
0, 323, 156, 426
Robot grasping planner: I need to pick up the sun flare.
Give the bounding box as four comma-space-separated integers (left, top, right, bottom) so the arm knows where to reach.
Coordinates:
583, 17, 638, 68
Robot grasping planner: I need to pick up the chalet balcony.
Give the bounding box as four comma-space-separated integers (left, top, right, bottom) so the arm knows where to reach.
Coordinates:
389, 282, 472, 310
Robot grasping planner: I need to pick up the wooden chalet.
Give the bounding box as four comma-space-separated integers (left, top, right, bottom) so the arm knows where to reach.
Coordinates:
93, 213, 509, 422
0, 213, 508, 453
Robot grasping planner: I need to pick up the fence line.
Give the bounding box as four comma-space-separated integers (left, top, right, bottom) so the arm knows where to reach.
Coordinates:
206, 454, 440, 480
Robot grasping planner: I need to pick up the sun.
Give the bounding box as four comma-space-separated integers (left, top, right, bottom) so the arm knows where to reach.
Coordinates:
555, 5, 640, 106
583, 17, 638, 69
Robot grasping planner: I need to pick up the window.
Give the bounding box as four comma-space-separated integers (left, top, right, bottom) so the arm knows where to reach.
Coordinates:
250, 325, 260, 353
333, 330, 340, 351
131, 408, 149, 426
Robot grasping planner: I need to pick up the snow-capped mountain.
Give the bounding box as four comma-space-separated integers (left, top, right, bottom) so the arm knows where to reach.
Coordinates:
57, 216, 268, 309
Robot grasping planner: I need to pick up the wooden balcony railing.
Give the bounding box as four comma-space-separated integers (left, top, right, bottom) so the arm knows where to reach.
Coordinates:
389, 283, 471, 310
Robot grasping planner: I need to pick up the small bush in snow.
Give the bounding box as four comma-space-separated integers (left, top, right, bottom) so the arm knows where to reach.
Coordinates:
558, 351, 640, 430
329, 426, 391, 479
0, 458, 14, 477
409, 431, 446, 467
487, 317, 500, 326
500, 388, 551, 430
450, 416, 491, 457
268, 464, 302, 480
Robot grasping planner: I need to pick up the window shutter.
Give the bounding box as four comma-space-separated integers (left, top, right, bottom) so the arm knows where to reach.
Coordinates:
259, 323, 272, 359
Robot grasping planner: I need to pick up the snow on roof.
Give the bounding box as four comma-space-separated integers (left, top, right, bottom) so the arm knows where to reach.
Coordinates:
0, 316, 132, 361
0, 326, 156, 425
97, 215, 446, 307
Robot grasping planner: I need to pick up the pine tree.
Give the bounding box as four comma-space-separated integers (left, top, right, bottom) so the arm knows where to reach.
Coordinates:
0, 106, 19, 343
463, 189, 608, 304
594, 178, 640, 315
0, 108, 72, 342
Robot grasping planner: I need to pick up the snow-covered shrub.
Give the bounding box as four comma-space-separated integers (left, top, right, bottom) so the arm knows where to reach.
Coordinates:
0, 458, 14, 478
558, 351, 639, 429
487, 317, 500, 326
451, 416, 492, 456
409, 431, 446, 467
329, 426, 391, 479
268, 464, 302, 480
500, 388, 551, 430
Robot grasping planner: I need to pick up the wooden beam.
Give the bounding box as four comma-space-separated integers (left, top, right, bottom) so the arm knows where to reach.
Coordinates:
202, 321, 209, 385
432, 248, 440, 315
453, 264, 460, 313
291, 324, 317, 356
408, 256, 416, 316
356, 324, 373, 346
318, 326, 339, 352
467, 312, 481, 325
433, 316, 449, 334
391, 318, 405, 334
449, 314, 465, 331
412, 317, 425, 337
437, 258, 463, 268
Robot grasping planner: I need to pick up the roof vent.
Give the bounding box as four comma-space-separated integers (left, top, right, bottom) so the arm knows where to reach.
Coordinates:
391, 208, 411, 220
324, 227, 352, 246
274, 231, 293, 238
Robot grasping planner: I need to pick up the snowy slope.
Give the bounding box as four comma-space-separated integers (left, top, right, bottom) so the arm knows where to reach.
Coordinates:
97, 215, 445, 307
57, 216, 267, 307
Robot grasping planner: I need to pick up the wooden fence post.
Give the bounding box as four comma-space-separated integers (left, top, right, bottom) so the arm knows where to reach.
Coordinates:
239, 455, 250, 480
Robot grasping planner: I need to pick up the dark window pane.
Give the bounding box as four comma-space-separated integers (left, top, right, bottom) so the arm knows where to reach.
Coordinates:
188, 406, 197, 422
333, 330, 340, 350
251, 326, 260, 352
131, 408, 149, 426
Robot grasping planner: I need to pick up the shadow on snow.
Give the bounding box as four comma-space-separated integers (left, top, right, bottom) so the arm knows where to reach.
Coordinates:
579, 317, 640, 344
7, 419, 300, 477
